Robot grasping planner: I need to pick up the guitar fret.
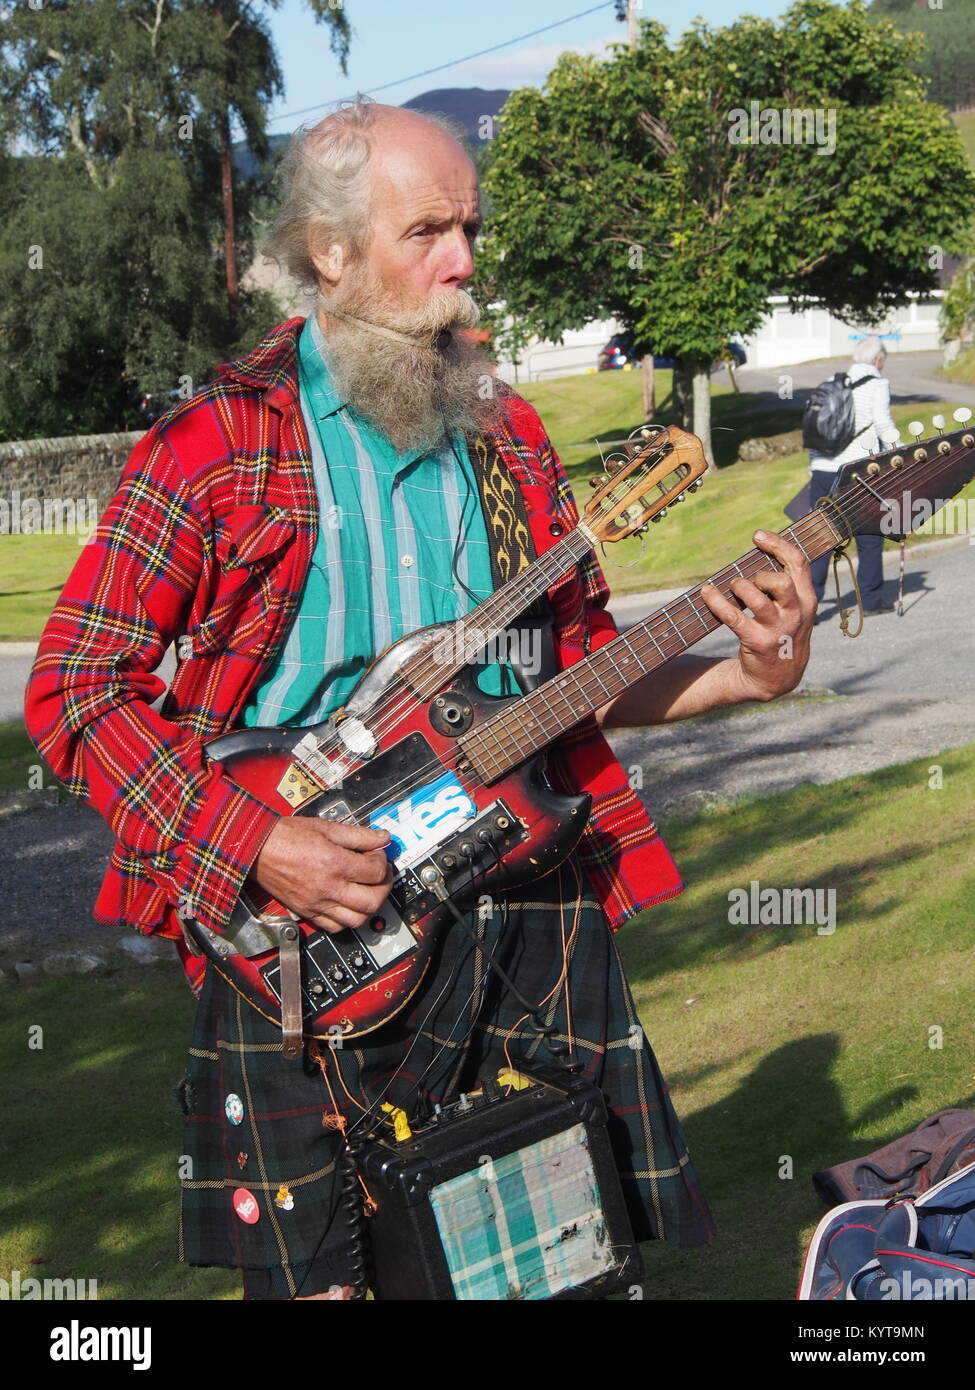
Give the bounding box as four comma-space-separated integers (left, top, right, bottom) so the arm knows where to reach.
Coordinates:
664, 610, 685, 648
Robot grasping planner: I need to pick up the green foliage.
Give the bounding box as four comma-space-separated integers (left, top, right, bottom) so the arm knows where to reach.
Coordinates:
476, 0, 975, 375
940, 258, 975, 343
0, 0, 350, 440
870, 0, 975, 110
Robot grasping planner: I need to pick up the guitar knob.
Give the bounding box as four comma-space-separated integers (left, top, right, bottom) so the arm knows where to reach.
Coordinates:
369, 915, 386, 932
351, 952, 366, 969
328, 965, 346, 983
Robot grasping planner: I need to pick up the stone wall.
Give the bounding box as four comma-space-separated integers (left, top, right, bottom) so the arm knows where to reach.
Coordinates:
0, 432, 144, 531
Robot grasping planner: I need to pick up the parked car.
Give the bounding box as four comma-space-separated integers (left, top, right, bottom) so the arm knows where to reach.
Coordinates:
596, 332, 746, 372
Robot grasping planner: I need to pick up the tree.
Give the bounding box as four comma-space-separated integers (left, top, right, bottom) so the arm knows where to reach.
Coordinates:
870, 0, 975, 110
0, 0, 352, 439
474, 0, 975, 468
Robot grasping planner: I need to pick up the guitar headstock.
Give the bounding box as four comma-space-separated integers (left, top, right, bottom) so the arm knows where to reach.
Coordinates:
831, 409, 975, 540
582, 424, 709, 543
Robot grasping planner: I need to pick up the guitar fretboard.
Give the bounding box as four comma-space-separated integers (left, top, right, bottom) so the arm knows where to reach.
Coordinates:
459, 508, 843, 781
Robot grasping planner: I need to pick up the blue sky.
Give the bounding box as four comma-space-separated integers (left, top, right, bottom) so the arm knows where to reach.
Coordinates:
265, 0, 795, 132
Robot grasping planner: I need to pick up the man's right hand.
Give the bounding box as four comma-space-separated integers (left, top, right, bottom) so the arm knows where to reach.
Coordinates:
250, 819, 395, 935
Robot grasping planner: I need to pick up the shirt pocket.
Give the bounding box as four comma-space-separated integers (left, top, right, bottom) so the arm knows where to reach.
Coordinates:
191, 505, 296, 658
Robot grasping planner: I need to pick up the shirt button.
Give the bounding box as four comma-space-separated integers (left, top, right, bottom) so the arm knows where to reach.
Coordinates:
400, 554, 414, 567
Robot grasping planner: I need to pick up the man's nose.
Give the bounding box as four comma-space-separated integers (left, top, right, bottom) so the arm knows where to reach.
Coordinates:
440, 228, 475, 287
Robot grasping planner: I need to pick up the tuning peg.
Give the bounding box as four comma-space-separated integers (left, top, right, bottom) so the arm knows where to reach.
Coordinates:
953, 408, 972, 424
689, 478, 704, 490
907, 420, 924, 440
675, 491, 686, 502
932, 414, 946, 432
589, 474, 608, 488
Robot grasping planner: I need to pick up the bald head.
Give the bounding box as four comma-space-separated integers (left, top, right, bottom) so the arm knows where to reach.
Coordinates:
261, 99, 478, 297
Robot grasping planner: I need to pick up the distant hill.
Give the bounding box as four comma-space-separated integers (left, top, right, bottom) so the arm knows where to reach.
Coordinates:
402, 87, 511, 141
232, 86, 512, 179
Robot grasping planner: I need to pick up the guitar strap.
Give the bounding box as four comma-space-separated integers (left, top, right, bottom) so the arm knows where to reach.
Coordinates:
465, 432, 559, 695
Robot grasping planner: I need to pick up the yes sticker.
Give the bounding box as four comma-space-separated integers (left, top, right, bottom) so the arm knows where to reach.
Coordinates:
233, 1188, 260, 1224
370, 771, 476, 868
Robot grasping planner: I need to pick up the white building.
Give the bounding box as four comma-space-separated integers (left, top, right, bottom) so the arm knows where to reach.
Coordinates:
492, 294, 945, 383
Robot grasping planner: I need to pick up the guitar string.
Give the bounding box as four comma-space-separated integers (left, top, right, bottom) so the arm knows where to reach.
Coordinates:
261, 436, 966, 827
353, 433, 968, 806
258, 444, 929, 822
279, 431, 965, 804
264, 442, 675, 776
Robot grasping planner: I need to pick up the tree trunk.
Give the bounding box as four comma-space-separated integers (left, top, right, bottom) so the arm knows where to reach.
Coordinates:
691, 363, 716, 472
640, 353, 655, 420
220, 108, 239, 316
671, 360, 694, 431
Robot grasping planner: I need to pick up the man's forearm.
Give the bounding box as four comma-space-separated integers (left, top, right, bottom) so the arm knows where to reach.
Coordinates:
595, 653, 766, 729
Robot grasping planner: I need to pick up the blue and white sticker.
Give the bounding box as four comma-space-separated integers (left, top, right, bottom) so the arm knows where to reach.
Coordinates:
225, 1093, 244, 1126
370, 770, 476, 868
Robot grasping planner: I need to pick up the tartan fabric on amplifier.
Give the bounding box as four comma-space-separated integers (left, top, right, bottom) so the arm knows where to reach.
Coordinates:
177, 854, 714, 1298
429, 1126, 616, 1300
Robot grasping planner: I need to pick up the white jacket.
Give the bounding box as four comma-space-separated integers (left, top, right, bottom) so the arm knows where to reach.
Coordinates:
808, 363, 901, 474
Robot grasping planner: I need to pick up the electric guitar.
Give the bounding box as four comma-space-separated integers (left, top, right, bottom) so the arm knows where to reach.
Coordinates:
187, 413, 975, 1049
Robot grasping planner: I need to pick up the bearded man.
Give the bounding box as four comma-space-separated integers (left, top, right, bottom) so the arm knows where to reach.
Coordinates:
25, 99, 815, 1301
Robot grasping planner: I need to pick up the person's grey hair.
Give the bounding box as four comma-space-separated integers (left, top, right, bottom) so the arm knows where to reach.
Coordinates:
852, 335, 886, 365
258, 96, 472, 296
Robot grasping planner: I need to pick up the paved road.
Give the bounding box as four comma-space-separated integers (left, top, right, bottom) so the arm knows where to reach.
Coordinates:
726, 348, 975, 415
608, 539, 974, 819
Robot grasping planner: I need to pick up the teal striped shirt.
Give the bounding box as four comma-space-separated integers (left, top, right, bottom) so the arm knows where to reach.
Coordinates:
243, 313, 512, 728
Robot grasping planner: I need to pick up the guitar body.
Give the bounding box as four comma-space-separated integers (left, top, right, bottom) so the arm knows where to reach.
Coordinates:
192, 623, 591, 1040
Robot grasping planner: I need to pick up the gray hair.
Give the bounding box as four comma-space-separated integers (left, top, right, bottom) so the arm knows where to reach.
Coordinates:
258, 96, 472, 296
852, 335, 886, 365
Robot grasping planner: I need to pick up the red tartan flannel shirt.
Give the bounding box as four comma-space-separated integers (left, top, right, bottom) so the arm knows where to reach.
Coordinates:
24, 318, 683, 988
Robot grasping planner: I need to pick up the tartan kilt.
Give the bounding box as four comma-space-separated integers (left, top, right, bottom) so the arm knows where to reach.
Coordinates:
176, 853, 715, 1298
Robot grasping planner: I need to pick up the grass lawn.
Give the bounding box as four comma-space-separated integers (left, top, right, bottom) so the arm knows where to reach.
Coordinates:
4, 373, 972, 640
0, 720, 63, 794
939, 345, 975, 387
1, 742, 972, 1300
0, 533, 93, 643
952, 109, 975, 172
627, 742, 975, 1300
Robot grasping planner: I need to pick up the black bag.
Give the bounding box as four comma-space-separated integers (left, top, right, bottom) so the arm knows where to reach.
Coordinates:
801, 371, 874, 456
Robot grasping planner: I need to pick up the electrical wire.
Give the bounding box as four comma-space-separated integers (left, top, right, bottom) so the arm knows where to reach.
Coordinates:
268, 4, 616, 125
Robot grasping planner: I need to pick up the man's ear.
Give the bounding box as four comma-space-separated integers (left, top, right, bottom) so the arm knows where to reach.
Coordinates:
311, 240, 347, 288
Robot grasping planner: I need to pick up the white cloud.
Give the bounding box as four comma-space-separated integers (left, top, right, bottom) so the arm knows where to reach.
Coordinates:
424, 33, 620, 92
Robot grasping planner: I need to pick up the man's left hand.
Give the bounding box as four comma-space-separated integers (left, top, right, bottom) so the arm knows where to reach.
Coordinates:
699, 530, 817, 703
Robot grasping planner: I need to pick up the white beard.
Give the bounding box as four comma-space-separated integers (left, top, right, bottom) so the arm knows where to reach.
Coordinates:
315, 270, 504, 455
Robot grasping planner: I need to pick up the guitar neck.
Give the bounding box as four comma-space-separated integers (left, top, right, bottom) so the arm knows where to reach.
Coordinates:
400, 524, 595, 686
459, 507, 843, 781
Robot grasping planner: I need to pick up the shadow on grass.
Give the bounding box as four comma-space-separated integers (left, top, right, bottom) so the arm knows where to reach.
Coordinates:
639, 1032, 975, 1300
622, 748, 974, 981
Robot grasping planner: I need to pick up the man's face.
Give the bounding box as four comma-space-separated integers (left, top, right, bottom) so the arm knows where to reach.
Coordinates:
312, 118, 499, 455
355, 129, 482, 320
